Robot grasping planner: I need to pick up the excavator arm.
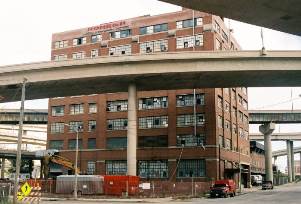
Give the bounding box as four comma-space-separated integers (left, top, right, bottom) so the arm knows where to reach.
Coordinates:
49, 155, 80, 174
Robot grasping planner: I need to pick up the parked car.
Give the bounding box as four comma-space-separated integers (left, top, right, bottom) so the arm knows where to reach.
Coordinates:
210, 179, 236, 198
262, 180, 273, 190
251, 175, 263, 186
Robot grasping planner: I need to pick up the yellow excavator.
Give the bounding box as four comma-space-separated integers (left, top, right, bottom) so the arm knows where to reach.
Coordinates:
40, 150, 80, 179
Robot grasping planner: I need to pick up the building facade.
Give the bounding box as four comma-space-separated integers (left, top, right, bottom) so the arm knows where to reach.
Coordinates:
47, 8, 250, 193
250, 141, 265, 175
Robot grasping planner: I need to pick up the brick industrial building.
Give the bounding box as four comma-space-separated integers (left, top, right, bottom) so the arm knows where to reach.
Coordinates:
47, 8, 251, 194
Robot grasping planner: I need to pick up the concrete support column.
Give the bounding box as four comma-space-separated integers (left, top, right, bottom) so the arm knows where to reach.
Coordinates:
286, 140, 292, 182
273, 156, 277, 165
127, 83, 137, 176
259, 122, 275, 182
290, 141, 295, 181
1, 158, 5, 179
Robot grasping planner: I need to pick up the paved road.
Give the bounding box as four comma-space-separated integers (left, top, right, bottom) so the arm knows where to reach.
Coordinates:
41, 182, 301, 204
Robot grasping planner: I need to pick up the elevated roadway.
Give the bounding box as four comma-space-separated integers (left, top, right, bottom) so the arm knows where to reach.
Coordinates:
1, 51, 301, 103
250, 133, 301, 141
0, 109, 48, 124
273, 147, 301, 157
249, 110, 301, 124
160, 0, 301, 36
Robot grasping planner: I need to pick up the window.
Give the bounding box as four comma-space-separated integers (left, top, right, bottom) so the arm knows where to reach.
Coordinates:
139, 116, 168, 129
177, 114, 205, 127
50, 122, 64, 134
239, 111, 243, 121
219, 135, 224, 147
107, 100, 128, 112
72, 52, 85, 59
222, 30, 228, 42
106, 160, 127, 175
89, 103, 97, 113
176, 18, 203, 29
216, 38, 222, 50
140, 39, 168, 53
54, 54, 67, 61
244, 115, 249, 125
49, 140, 64, 150
238, 95, 243, 105
91, 34, 102, 43
88, 138, 96, 149
217, 96, 223, 109
154, 23, 168, 32
177, 134, 205, 147
177, 159, 205, 178
242, 87, 247, 95
107, 137, 127, 149
70, 104, 84, 115
138, 97, 168, 110
224, 88, 230, 95
176, 94, 205, 107
138, 136, 168, 148
225, 138, 232, 150
109, 45, 131, 56
176, 34, 203, 49
217, 115, 223, 128
88, 120, 96, 132
214, 21, 220, 33
51, 106, 64, 116
224, 101, 230, 112
244, 130, 249, 140
110, 29, 131, 39
87, 161, 96, 175
138, 160, 168, 178
91, 49, 99, 58
107, 119, 128, 130
73, 37, 86, 46
224, 120, 231, 130
68, 139, 83, 149
54, 40, 68, 49
242, 100, 248, 110
232, 107, 237, 120
239, 127, 243, 138
140, 23, 168, 35
68, 121, 83, 132
232, 123, 237, 134
231, 89, 236, 102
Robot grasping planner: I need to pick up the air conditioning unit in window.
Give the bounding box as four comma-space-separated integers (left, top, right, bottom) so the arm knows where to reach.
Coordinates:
168, 29, 176, 37
132, 36, 139, 43
100, 40, 108, 47
146, 47, 152, 53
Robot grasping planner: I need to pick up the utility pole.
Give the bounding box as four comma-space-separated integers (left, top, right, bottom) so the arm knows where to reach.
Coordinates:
74, 128, 79, 200
13, 78, 27, 204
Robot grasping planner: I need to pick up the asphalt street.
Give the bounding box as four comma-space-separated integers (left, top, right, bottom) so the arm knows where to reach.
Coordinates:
41, 182, 301, 204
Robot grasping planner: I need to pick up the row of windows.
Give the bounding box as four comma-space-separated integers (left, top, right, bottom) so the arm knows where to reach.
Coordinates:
218, 95, 248, 111
49, 134, 206, 150
106, 159, 205, 178
53, 34, 204, 61
50, 120, 96, 134
51, 94, 205, 116
54, 18, 204, 49
51, 114, 205, 133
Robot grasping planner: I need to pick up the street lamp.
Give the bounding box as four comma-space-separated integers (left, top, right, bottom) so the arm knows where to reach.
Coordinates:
65, 123, 81, 200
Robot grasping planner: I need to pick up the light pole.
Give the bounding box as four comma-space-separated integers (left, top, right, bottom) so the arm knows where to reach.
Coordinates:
65, 123, 81, 200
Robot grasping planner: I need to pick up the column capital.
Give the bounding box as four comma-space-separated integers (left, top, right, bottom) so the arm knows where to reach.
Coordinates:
259, 122, 275, 135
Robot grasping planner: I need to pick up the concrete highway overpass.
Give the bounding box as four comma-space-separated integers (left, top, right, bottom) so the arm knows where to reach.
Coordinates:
0, 109, 48, 124
160, 0, 301, 36
273, 147, 301, 157
250, 133, 301, 141
1, 51, 301, 103
0, 149, 40, 159
0, 134, 46, 146
249, 110, 301, 124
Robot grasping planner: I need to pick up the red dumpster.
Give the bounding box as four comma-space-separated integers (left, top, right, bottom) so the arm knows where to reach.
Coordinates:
103, 175, 139, 196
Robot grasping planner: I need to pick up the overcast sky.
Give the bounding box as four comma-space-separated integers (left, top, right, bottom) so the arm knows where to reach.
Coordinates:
1, 0, 301, 170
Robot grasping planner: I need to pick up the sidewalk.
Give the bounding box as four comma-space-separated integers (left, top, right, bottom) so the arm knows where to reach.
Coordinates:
41, 197, 174, 203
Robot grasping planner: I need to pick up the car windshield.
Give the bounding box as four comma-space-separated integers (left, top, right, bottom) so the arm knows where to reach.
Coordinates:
214, 184, 227, 188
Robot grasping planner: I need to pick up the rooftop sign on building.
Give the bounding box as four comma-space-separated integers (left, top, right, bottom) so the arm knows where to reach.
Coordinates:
87, 20, 129, 33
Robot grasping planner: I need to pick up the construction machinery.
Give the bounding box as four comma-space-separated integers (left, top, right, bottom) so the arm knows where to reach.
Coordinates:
37, 150, 80, 179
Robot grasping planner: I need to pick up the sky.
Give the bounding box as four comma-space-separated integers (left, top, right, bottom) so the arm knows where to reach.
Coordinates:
1, 0, 301, 171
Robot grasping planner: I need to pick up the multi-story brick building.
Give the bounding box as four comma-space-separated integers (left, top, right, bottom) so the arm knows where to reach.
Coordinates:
250, 141, 265, 176
47, 8, 250, 194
